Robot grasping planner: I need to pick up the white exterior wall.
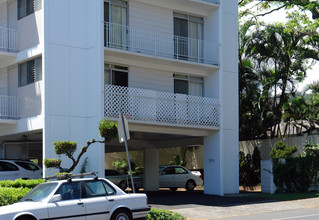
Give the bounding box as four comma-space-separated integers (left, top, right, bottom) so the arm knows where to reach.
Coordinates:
43, 0, 104, 176
0, 2, 7, 27
0, 68, 7, 95
17, 9, 42, 51
204, 0, 238, 195
129, 66, 173, 92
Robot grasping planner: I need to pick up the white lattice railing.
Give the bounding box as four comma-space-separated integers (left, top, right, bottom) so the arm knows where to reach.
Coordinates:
104, 84, 220, 128
104, 22, 219, 66
0, 95, 19, 119
0, 27, 17, 52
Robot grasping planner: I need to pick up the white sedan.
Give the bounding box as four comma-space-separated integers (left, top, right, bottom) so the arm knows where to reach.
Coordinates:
159, 165, 203, 191
0, 174, 150, 220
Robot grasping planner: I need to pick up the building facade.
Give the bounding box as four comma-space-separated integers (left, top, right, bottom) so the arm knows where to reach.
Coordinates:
0, 0, 238, 195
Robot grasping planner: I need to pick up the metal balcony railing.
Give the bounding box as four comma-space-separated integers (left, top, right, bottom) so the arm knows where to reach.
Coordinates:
0, 95, 19, 119
104, 84, 220, 128
0, 27, 18, 53
104, 22, 219, 66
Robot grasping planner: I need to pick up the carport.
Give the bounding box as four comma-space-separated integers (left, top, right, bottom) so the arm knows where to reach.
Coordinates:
104, 129, 205, 191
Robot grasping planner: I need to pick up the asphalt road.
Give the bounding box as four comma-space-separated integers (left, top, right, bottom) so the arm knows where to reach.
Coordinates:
145, 190, 319, 220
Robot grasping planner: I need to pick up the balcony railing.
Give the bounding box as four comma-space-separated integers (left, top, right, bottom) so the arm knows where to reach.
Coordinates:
0, 95, 19, 119
104, 84, 220, 128
104, 22, 219, 66
0, 27, 18, 53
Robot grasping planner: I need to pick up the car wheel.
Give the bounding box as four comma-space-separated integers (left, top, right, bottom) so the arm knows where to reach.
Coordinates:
170, 187, 178, 192
118, 181, 127, 191
185, 180, 196, 191
15, 215, 36, 220
111, 209, 132, 220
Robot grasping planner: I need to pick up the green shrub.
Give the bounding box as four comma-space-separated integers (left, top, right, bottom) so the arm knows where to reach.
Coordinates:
271, 141, 319, 193
0, 179, 45, 189
44, 158, 62, 169
147, 208, 184, 220
239, 147, 261, 188
54, 141, 77, 157
0, 187, 31, 206
270, 141, 297, 159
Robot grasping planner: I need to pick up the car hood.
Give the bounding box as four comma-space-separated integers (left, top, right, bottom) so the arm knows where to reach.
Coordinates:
0, 201, 46, 215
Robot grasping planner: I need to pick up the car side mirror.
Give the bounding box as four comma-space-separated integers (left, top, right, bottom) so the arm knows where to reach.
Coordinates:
50, 194, 62, 203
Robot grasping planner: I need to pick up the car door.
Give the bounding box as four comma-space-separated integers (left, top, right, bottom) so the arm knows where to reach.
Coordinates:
174, 167, 189, 187
0, 161, 20, 180
47, 182, 85, 220
159, 167, 176, 187
82, 180, 115, 220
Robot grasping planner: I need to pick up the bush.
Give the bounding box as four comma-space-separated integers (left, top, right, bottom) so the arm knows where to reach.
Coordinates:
239, 147, 261, 188
270, 141, 297, 159
271, 141, 319, 193
0, 179, 45, 189
0, 187, 31, 206
147, 208, 184, 220
0, 179, 44, 206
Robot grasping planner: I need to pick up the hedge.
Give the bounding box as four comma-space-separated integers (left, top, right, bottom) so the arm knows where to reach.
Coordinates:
147, 208, 184, 220
0, 179, 45, 189
0, 187, 31, 206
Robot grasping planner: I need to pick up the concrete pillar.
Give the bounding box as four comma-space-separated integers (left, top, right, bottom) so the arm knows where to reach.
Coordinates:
143, 148, 159, 191
204, 132, 223, 195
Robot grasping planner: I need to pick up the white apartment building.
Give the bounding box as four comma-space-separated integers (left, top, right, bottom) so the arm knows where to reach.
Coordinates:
0, 0, 238, 195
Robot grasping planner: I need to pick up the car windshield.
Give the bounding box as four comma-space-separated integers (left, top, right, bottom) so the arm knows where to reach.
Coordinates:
21, 182, 59, 202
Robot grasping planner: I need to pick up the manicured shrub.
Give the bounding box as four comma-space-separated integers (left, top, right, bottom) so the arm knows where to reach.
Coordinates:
0, 179, 45, 189
0, 187, 31, 206
147, 208, 184, 220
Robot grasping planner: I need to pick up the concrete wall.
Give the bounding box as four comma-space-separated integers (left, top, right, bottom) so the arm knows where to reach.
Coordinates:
43, 0, 104, 176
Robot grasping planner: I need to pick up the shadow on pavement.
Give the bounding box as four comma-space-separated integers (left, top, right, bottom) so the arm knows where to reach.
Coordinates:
144, 189, 274, 209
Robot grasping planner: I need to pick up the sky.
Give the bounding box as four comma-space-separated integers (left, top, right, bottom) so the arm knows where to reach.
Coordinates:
246, 4, 319, 92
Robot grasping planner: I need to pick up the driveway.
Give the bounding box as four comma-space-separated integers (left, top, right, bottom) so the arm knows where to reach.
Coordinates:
145, 190, 319, 219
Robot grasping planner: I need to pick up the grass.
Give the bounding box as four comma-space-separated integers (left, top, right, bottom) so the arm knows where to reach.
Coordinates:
248, 192, 319, 201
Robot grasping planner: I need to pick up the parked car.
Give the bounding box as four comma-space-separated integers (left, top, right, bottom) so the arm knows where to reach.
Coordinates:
0, 159, 42, 180
159, 165, 203, 191
133, 165, 203, 191
105, 169, 129, 191
0, 173, 150, 220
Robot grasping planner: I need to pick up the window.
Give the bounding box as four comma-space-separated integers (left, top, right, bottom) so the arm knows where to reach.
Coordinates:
84, 180, 116, 197
104, 64, 128, 87
15, 161, 39, 171
174, 13, 203, 62
18, 0, 42, 20
175, 167, 187, 174
174, 74, 204, 97
104, 0, 128, 48
0, 161, 19, 171
18, 57, 42, 87
56, 182, 81, 201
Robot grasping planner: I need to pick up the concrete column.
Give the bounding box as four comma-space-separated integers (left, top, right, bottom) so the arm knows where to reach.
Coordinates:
143, 148, 159, 191
204, 132, 223, 195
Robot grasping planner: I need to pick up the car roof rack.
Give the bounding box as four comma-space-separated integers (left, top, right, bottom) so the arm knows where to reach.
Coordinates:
45, 172, 98, 182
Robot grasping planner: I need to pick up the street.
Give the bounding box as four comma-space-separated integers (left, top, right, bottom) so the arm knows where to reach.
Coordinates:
146, 190, 319, 220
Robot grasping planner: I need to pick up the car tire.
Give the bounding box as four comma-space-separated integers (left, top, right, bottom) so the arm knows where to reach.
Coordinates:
118, 181, 127, 191
15, 215, 36, 220
170, 187, 178, 192
111, 209, 132, 220
185, 180, 196, 191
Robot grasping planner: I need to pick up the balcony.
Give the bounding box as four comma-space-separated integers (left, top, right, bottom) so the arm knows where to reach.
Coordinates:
104, 22, 219, 66
104, 84, 220, 128
0, 95, 19, 121
0, 27, 18, 53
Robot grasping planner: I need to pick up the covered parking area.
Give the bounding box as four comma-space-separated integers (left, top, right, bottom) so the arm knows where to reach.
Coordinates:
104, 127, 207, 192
